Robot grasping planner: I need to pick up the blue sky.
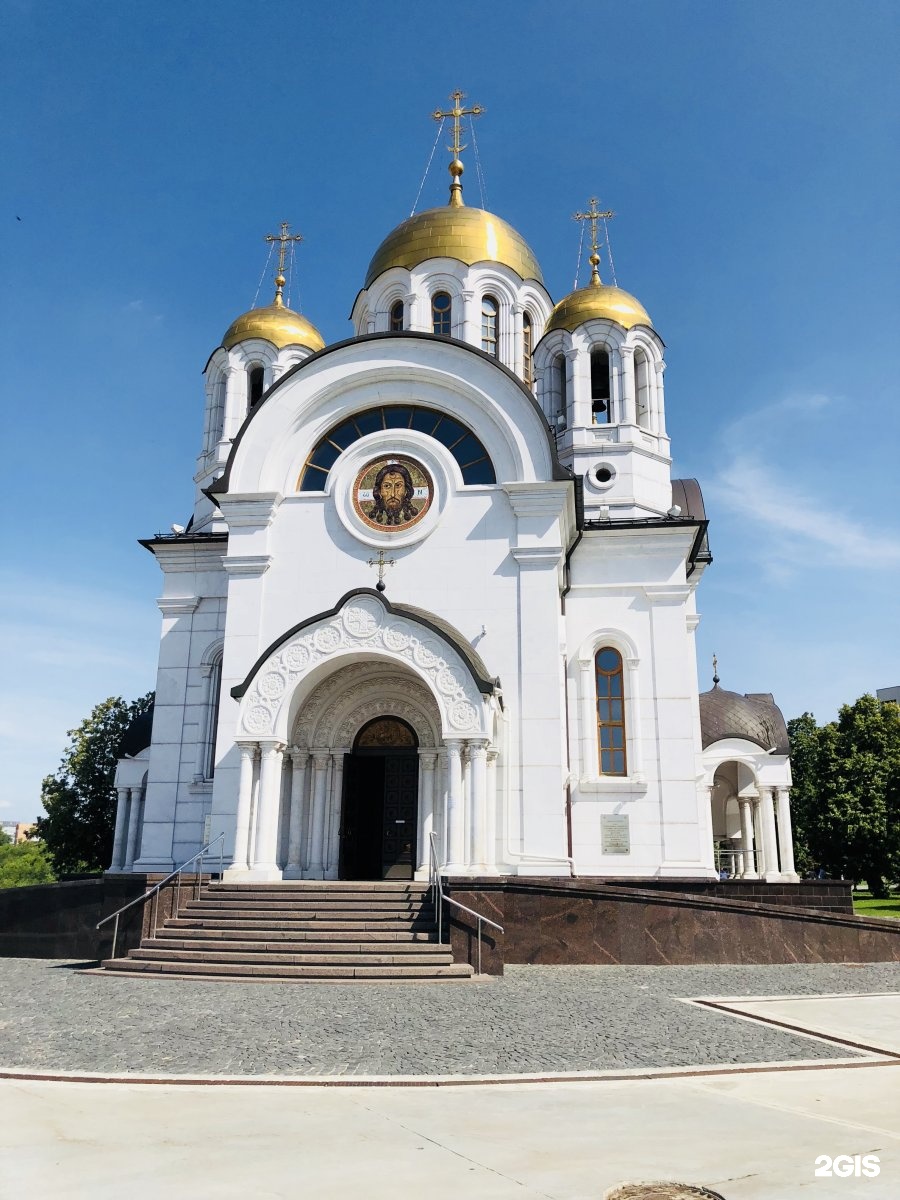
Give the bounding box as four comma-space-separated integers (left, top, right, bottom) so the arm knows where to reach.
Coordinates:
2, 0, 898, 820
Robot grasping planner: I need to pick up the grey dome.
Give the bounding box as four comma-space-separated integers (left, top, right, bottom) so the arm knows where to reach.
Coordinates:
699, 686, 789, 754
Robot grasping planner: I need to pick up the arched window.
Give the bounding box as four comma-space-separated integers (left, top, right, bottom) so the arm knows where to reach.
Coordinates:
481, 295, 499, 357
389, 300, 404, 332
522, 313, 534, 388
591, 349, 611, 424
595, 647, 626, 775
298, 404, 496, 489
552, 353, 568, 427
202, 649, 223, 779
432, 292, 452, 335
635, 348, 650, 428
248, 364, 265, 408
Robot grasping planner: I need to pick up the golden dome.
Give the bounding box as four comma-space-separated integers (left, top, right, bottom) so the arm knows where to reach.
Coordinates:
222, 297, 325, 352
365, 204, 544, 288
545, 281, 652, 334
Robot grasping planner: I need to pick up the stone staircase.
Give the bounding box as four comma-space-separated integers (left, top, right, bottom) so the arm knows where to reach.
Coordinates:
101, 880, 473, 981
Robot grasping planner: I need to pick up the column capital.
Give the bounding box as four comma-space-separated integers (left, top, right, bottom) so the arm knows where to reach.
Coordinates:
418, 751, 438, 770
577, 657, 593, 673
487, 748, 500, 765
444, 739, 464, 755
289, 747, 307, 765
619, 345, 635, 359
237, 740, 258, 756
467, 739, 489, 759
312, 749, 331, 768
258, 741, 285, 759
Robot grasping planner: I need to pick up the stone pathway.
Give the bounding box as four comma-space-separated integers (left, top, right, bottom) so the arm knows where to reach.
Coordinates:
1, 959, 897, 1077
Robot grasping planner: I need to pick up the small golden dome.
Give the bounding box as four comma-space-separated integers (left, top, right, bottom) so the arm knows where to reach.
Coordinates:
222, 298, 325, 352
545, 282, 652, 334
365, 204, 544, 288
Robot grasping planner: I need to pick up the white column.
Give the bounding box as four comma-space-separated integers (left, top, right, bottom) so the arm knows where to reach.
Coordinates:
307, 751, 330, 878
775, 787, 799, 880
512, 304, 524, 376
123, 788, 142, 871
653, 360, 667, 435
285, 749, 308, 878
738, 797, 757, 879
110, 786, 130, 870
221, 365, 243, 442
416, 752, 437, 875
437, 751, 449, 864
759, 786, 781, 881
251, 743, 284, 876
620, 346, 636, 426
326, 752, 345, 879
468, 740, 489, 871
624, 657, 643, 779
230, 741, 257, 871
578, 659, 596, 779
444, 740, 465, 872
486, 749, 499, 870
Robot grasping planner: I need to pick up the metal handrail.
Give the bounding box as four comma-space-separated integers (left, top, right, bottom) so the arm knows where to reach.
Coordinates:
96, 833, 226, 959
428, 832, 503, 976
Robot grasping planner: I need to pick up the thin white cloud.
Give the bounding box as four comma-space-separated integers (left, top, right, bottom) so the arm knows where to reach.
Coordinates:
707, 393, 900, 571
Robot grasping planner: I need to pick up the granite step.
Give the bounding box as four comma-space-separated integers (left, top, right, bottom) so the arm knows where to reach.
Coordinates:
167, 915, 434, 929
101, 958, 473, 980
131, 947, 454, 966
152, 928, 438, 943
182, 899, 434, 914
145, 937, 443, 954
207, 881, 430, 893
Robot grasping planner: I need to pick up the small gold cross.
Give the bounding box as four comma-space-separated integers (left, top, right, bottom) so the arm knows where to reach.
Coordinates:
432, 89, 485, 160
367, 549, 396, 593
572, 197, 615, 284
264, 221, 304, 305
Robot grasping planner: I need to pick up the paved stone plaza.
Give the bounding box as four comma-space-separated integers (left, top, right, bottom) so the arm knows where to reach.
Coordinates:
1, 959, 898, 1077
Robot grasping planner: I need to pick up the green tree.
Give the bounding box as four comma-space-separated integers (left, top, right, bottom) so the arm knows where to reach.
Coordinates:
789, 695, 900, 898
0, 828, 55, 887
34, 693, 154, 876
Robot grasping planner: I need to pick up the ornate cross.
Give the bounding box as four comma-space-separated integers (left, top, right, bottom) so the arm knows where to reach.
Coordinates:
572, 197, 615, 284
264, 221, 303, 305
432, 89, 485, 161
367, 549, 396, 593
712, 654, 720, 686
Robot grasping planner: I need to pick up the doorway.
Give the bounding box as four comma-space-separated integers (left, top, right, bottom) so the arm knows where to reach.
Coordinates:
339, 718, 419, 880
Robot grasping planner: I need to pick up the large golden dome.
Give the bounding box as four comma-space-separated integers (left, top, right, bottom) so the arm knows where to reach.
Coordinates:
545, 280, 652, 334
365, 204, 544, 288
222, 297, 325, 352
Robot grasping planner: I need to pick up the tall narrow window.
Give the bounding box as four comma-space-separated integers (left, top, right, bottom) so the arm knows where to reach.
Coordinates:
554, 354, 568, 426
481, 295, 499, 356
522, 313, 534, 387
635, 348, 650, 428
389, 300, 404, 331
248, 364, 265, 408
595, 647, 626, 775
591, 349, 611, 423
203, 653, 223, 779
432, 292, 451, 335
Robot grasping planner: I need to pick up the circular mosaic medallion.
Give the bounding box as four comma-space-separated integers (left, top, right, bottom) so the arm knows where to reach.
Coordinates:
352, 455, 433, 533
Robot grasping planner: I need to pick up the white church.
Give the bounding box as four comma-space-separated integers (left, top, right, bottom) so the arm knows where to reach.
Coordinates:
111, 97, 798, 890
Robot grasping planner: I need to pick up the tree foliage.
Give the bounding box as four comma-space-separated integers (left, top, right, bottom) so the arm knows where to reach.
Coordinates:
34, 693, 154, 876
0, 832, 55, 888
788, 695, 900, 898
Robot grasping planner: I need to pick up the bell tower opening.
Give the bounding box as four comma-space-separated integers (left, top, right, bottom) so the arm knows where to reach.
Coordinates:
339, 717, 420, 881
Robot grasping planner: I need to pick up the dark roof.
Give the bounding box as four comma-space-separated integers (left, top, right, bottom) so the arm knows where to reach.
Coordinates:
699, 686, 790, 754
119, 705, 155, 758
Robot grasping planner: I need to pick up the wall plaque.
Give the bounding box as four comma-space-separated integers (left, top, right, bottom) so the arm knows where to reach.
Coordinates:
601, 813, 631, 855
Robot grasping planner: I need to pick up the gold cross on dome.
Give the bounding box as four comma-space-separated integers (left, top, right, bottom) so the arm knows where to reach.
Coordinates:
264, 221, 303, 305
367, 549, 396, 593
572, 197, 615, 284
432, 89, 484, 160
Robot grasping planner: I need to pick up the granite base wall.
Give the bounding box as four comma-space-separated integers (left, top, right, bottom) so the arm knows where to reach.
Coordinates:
605, 878, 854, 914
445, 878, 900, 976
0, 873, 204, 961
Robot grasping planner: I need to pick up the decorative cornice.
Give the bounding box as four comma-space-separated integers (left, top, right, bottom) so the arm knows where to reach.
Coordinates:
216, 493, 282, 529
224, 554, 273, 577
156, 596, 200, 617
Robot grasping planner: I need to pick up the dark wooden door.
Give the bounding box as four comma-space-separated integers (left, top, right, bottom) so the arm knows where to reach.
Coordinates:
381, 754, 418, 879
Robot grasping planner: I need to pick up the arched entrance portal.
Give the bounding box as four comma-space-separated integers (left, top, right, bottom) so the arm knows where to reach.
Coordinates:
340, 717, 419, 880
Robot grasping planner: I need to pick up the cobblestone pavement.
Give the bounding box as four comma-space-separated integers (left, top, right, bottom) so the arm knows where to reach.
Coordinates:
0, 959, 897, 1077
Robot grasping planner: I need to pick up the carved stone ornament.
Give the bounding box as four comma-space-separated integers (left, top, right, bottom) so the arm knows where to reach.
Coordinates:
238, 598, 485, 739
